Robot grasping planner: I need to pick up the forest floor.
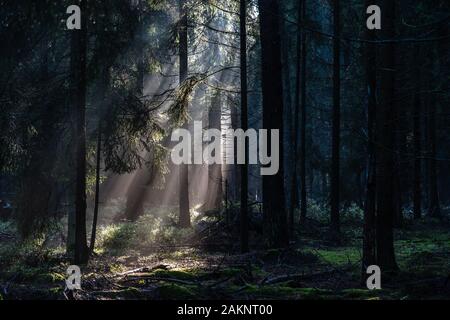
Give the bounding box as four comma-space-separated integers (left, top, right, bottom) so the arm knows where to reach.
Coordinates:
1, 212, 450, 300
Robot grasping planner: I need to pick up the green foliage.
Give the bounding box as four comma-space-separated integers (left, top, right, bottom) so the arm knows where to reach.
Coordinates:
98, 224, 137, 252
343, 204, 364, 224
97, 213, 194, 254
306, 200, 329, 223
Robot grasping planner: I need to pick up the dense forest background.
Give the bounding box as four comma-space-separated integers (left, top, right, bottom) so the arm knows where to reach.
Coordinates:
0, 0, 449, 300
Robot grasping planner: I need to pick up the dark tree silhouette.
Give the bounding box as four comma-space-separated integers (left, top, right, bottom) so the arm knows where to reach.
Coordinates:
375, 0, 398, 271
240, 0, 249, 253
362, 0, 377, 278
258, 0, 288, 248
330, 0, 341, 242
71, 0, 89, 264
178, 0, 191, 228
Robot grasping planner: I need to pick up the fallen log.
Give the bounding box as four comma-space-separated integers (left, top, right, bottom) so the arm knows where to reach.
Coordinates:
123, 276, 197, 286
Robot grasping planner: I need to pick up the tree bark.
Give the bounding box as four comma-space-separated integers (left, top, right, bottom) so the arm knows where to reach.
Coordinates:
258, 0, 288, 248
289, 0, 302, 235
330, 0, 341, 242
375, 0, 398, 271
71, 0, 89, 265
413, 45, 422, 220
299, 0, 307, 224
178, 0, 191, 228
427, 91, 440, 218
362, 4, 376, 279
427, 27, 443, 219
203, 93, 223, 212
240, 0, 249, 253
90, 64, 110, 252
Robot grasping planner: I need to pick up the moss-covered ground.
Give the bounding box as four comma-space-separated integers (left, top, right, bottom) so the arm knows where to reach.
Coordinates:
0, 216, 449, 300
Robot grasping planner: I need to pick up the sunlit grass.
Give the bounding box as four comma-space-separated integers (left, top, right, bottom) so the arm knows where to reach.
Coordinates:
96, 213, 195, 255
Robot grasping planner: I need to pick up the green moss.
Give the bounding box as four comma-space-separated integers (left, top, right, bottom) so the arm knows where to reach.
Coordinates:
121, 287, 143, 298
158, 284, 198, 299
37, 272, 65, 283
341, 289, 383, 300
242, 285, 333, 299
94, 287, 144, 299
312, 248, 360, 266
109, 264, 125, 274
149, 269, 198, 280
297, 288, 336, 299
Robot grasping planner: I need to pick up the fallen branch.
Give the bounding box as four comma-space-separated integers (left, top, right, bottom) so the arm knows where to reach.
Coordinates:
116, 264, 169, 277
123, 276, 197, 286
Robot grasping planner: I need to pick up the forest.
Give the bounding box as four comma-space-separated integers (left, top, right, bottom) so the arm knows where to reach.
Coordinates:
0, 0, 449, 301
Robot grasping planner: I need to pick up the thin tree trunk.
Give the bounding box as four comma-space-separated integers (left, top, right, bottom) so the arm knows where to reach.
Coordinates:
178, 0, 190, 228
362, 5, 376, 279
71, 0, 89, 265
393, 96, 403, 228
124, 0, 146, 221
90, 118, 102, 252
90, 64, 109, 252
330, 0, 341, 242
289, 0, 302, 235
240, 0, 249, 253
413, 45, 422, 220
427, 36, 441, 218
427, 92, 440, 218
258, 0, 288, 248
299, 0, 307, 223
203, 93, 223, 211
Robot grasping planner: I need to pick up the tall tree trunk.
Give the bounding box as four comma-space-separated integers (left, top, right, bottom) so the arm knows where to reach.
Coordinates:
124, 0, 147, 221
258, 0, 288, 248
71, 0, 89, 265
289, 0, 302, 235
90, 65, 109, 252
427, 31, 442, 218
240, 0, 249, 253
299, 0, 307, 223
203, 93, 223, 211
178, 0, 191, 228
375, 0, 398, 271
90, 118, 102, 252
330, 0, 341, 242
427, 92, 440, 218
362, 4, 376, 279
231, 105, 240, 203
413, 45, 422, 220
393, 96, 403, 228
